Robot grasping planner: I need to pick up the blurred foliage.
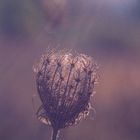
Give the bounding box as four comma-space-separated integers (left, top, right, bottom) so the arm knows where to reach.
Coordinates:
0, 0, 140, 48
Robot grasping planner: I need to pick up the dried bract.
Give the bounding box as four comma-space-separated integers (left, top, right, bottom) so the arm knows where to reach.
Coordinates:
33, 49, 97, 140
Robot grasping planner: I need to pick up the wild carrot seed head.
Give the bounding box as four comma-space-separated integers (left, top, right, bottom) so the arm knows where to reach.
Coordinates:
33, 49, 97, 130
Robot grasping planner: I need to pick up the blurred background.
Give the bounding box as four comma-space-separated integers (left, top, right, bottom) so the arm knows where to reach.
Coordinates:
0, 0, 140, 140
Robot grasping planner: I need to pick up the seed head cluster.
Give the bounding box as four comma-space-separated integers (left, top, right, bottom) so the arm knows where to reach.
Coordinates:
33, 49, 97, 131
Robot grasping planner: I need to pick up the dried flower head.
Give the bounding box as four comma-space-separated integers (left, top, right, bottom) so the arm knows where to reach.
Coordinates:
33, 48, 97, 140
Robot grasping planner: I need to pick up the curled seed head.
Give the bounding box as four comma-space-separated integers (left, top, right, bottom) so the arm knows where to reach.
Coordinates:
33, 48, 97, 130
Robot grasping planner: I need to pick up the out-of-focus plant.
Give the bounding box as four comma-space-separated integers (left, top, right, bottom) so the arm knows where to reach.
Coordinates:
33, 48, 97, 140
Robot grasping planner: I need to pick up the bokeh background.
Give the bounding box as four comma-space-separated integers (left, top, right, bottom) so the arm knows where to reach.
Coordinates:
0, 0, 140, 140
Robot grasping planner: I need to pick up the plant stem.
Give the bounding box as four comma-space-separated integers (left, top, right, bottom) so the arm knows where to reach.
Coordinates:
52, 128, 59, 140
